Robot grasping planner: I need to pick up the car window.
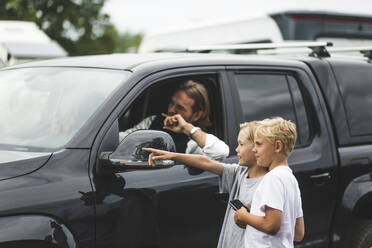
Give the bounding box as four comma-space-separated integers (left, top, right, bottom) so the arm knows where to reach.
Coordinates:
0, 67, 129, 151
330, 60, 372, 137
233, 72, 310, 146
118, 74, 224, 150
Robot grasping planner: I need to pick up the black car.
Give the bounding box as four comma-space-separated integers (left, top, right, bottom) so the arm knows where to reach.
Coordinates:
1, 45, 372, 248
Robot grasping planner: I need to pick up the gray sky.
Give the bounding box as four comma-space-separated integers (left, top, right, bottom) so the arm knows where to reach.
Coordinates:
103, 0, 372, 34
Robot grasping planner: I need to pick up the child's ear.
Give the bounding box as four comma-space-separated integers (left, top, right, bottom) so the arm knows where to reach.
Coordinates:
275, 140, 284, 153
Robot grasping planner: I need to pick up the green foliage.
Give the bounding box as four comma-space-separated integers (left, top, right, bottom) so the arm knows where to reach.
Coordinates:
116, 32, 143, 53
0, 0, 143, 55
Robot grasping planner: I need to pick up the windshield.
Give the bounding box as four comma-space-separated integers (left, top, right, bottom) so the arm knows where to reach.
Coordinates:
0, 67, 129, 151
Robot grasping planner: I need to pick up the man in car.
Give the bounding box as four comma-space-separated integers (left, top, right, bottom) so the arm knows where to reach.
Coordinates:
119, 80, 229, 161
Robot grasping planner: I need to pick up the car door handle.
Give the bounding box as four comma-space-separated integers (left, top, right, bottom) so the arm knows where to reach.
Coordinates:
310, 172, 331, 180
310, 172, 331, 186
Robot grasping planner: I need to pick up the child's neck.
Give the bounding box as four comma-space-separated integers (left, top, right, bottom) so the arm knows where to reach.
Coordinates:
248, 164, 267, 178
269, 159, 288, 171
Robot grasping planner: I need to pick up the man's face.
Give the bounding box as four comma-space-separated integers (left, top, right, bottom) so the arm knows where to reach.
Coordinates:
168, 90, 200, 123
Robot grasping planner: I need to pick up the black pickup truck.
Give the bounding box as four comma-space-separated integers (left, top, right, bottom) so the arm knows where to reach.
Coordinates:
0, 43, 371, 248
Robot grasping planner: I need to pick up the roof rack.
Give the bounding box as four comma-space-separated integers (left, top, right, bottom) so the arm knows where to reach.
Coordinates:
257, 46, 372, 60
186, 41, 333, 58
328, 46, 372, 60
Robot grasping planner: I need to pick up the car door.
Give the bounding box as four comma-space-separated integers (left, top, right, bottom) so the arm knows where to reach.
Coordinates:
225, 65, 338, 248
91, 66, 230, 248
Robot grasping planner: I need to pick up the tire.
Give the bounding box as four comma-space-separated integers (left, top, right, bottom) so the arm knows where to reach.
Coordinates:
351, 220, 372, 248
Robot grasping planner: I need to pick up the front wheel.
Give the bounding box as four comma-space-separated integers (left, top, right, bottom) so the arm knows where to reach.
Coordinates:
351, 220, 372, 248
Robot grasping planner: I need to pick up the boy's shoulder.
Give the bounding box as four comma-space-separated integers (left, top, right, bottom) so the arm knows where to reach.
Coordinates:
263, 165, 294, 183
270, 165, 292, 175
221, 163, 247, 177
221, 163, 249, 172
221, 162, 239, 170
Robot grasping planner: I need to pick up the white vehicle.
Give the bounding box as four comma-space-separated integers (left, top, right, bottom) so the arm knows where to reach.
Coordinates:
139, 10, 372, 53
0, 21, 67, 66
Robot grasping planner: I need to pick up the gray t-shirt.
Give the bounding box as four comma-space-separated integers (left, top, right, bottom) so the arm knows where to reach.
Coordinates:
217, 163, 263, 248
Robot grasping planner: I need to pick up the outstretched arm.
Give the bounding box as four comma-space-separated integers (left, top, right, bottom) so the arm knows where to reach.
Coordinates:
142, 147, 224, 175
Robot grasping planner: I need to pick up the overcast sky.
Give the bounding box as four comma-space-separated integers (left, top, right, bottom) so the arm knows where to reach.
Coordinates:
103, 0, 372, 34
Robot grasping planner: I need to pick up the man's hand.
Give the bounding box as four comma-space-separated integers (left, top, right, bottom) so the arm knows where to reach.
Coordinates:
162, 113, 191, 134
234, 207, 249, 229
162, 113, 206, 148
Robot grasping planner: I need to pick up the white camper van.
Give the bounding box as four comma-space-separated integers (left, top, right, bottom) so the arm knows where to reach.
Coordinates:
0, 21, 67, 66
139, 10, 372, 53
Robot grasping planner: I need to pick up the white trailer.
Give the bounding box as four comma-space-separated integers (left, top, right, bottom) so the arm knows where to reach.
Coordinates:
0, 21, 67, 66
139, 10, 372, 53
139, 14, 282, 53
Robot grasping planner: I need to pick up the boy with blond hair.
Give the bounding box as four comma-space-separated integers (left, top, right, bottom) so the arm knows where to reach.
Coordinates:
234, 117, 305, 248
143, 121, 267, 248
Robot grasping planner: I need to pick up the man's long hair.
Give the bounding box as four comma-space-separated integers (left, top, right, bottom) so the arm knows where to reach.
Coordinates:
176, 80, 211, 130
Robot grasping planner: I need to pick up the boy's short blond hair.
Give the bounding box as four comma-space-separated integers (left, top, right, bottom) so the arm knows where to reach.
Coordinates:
239, 121, 259, 143
255, 117, 297, 157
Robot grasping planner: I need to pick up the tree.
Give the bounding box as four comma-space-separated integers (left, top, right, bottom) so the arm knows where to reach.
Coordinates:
0, 0, 142, 55
116, 32, 143, 53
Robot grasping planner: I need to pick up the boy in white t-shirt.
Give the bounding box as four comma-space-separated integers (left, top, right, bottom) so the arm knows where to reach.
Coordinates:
234, 117, 305, 248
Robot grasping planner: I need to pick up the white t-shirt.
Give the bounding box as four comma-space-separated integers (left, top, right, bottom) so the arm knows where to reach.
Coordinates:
244, 165, 303, 248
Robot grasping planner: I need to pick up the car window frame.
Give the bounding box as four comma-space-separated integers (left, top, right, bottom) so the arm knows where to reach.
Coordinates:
226, 67, 315, 149
92, 66, 229, 164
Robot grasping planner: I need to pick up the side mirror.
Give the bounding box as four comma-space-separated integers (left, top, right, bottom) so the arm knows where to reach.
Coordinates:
99, 130, 176, 172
